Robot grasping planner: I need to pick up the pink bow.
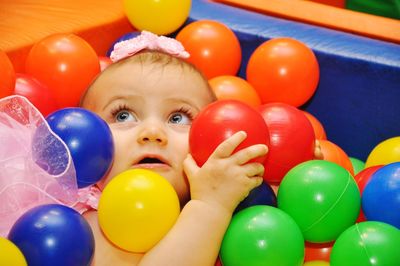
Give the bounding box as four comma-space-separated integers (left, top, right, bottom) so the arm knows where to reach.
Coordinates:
110, 31, 190, 62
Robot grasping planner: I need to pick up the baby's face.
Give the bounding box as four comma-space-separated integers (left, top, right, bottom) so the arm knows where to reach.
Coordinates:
82, 60, 214, 205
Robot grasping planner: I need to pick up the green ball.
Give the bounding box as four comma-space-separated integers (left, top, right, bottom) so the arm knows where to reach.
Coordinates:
277, 160, 360, 243
331, 221, 400, 266
349, 157, 365, 175
220, 205, 304, 266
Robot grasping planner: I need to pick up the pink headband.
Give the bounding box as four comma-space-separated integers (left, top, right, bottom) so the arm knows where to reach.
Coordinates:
110, 31, 190, 62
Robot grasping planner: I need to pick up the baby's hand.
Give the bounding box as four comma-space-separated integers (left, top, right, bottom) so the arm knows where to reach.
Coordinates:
184, 131, 268, 214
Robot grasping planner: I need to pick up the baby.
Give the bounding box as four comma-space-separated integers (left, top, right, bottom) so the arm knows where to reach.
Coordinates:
79, 31, 268, 266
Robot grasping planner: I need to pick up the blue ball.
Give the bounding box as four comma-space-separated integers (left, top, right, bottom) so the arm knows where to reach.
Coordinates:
8, 204, 95, 266
106, 31, 140, 56
46, 108, 114, 188
362, 162, 400, 228
235, 181, 277, 213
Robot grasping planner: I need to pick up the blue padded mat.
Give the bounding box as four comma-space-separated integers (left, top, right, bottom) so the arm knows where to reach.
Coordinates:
188, 0, 400, 161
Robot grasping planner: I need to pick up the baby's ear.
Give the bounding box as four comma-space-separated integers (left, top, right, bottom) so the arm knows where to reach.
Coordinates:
314, 140, 324, 160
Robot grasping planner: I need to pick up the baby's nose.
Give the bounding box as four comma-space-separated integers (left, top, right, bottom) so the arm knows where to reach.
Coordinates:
137, 125, 168, 146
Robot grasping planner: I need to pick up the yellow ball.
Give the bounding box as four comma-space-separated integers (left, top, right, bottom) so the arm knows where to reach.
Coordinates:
123, 0, 191, 35
0, 237, 27, 266
98, 169, 180, 252
365, 136, 400, 168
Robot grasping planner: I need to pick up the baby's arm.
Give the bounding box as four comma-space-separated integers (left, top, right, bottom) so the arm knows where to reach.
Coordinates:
139, 131, 268, 266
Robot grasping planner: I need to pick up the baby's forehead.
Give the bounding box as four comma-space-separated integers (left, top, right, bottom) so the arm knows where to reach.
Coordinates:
82, 58, 215, 107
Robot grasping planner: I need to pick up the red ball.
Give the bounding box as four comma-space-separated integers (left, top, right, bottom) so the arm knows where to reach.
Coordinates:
354, 165, 383, 222
189, 100, 270, 166
0, 49, 16, 98
14, 73, 59, 117
304, 241, 333, 262
258, 103, 315, 183
25, 33, 100, 108
247, 38, 319, 107
176, 20, 242, 79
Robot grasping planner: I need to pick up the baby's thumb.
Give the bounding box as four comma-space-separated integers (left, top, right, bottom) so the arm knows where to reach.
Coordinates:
183, 154, 199, 179
249, 176, 264, 191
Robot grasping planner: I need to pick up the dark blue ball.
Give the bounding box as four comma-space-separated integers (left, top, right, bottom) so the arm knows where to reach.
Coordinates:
235, 181, 277, 214
362, 162, 400, 229
106, 31, 140, 56
8, 204, 95, 266
46, 108, 114, 188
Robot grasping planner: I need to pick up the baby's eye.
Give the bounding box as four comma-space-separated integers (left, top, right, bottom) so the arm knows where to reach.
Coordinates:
115, 110, 136, 123
169, 112, 191, 125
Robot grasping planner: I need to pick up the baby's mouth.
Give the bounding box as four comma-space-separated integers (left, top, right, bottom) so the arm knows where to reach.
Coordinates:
138, 157, 164, 164
133, 155, 170, 170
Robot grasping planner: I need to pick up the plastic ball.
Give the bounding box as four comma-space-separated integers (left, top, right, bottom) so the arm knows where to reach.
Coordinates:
234, 182, 277, 214
246, 38, 319, 107
14, 73, 59, 117
176, 20, 242, 79
0, 237, 27, 266
98, 169, 180, 252
277, 160, 360, 243
25, 33, 100, 108
365, 136, 400, 167
330, 221, 400, 266
349, 157, 365, 175
189, 100, 270, 166
258, 103, 315, 183
354, 165, 383, 222
46, 108, 114, 188
0, 49, 16, 98
220, 205, 304, 266
8, 204, 94, 266
319, 139, 354, 176
304, 242, 332, 262
123, 0, 191, 35
362, 162, 400, 228
209, 75, 261, 107
303, 111, 327, 140
303, 261, 330, 266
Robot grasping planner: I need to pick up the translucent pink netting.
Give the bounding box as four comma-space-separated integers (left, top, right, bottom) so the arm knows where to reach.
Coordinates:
0, 95, 78, 237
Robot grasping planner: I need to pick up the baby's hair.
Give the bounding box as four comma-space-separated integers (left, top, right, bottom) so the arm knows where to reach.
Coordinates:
79, 51, 217, 106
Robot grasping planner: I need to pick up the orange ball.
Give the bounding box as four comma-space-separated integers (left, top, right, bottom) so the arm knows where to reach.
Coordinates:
319, 139, 354, 176
26, 33, 100, 108
303, 111, 327, 140
246, 38, 319, 107
209, 75, 261, 107
176, 20, 241, 79
0, 50, 16, 98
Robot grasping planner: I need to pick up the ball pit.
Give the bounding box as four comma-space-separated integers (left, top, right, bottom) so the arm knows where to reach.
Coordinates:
0, 0, 399, 265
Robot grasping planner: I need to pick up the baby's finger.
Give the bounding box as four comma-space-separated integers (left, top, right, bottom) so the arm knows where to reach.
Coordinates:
183, 154, 199, 180
248, 176, 264, 191
242, 162, 265, 177
210, 131, 247, 159
232, 144, 268, 165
